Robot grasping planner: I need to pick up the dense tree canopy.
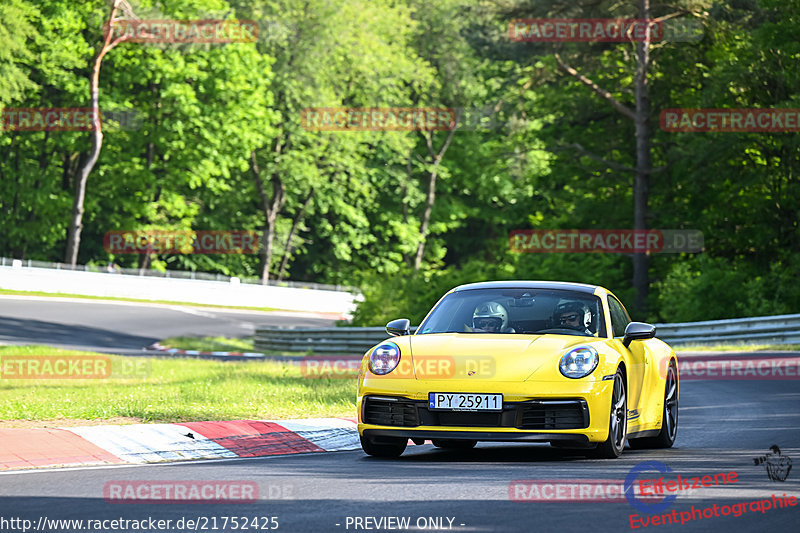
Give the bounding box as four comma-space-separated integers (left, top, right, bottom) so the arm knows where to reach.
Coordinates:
1, 0, 798, 323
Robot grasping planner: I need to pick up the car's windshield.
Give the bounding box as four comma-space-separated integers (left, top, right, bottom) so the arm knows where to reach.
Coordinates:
417, 288, 605, 337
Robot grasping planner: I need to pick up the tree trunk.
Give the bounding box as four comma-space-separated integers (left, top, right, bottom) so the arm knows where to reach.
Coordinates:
277, 187, 314, 281
632, 0, 653, 314
64, 70, 103, 265
64, 0, 126, 265
401, 153, 412, 265
553, 2, 654, 315
250, 148, 285, 283
414, 167, 439, 270
261, 217, 276, 282
413, 119, 458, 270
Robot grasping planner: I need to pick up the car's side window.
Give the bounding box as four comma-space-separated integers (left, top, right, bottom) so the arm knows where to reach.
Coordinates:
608, 296, 631, 338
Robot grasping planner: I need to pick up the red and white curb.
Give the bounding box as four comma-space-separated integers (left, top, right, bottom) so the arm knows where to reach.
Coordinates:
146, 342, 268, 358
0, 418, 361, 471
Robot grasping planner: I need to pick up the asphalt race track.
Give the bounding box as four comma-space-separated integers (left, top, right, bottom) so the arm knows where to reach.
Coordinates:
1, 378, 799, 532
0, 298, 798, 532
0, 296, 336, 354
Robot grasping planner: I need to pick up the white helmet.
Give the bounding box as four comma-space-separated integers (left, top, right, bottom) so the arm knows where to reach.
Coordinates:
473, 301, 509, 332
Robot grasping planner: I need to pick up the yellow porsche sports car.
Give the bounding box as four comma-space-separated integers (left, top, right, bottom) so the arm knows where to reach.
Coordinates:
357, 281, 678, 459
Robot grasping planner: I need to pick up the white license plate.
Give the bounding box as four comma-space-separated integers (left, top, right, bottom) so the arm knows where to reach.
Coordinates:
428, 393, 503, 411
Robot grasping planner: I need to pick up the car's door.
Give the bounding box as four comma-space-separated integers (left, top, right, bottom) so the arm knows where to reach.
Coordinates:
608, 296, 647, 426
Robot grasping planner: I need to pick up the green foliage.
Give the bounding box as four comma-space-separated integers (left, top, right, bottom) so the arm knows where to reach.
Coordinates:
1, 0, 799, 324
0, 0, 40, 104
351, 259, 516, 326
656, 255, 800, 322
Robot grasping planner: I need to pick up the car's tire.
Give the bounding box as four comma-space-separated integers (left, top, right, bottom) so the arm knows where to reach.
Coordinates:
432, 439, 477, 450
629, 360, 678, 449
591, 367, 627, 459
360, 435, 407, 458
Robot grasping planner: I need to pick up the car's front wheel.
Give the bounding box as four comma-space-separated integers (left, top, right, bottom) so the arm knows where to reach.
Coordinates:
360, 435, 407, 458
629, 360, 678, 449
591, 368, 627, 458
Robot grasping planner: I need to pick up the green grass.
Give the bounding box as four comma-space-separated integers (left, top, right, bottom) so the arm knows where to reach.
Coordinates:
0, 345, 356, 422
675, 343, 800, 352
0, 288, 289, 314
159, 336, 310, 356
160, 336, 256, 352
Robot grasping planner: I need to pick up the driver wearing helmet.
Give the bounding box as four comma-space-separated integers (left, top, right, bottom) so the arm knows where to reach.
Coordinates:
472, 301, 515, 333
553, 301, 594, 335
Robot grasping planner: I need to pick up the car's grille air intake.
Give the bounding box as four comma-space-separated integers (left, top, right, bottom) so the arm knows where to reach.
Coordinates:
363, 397, 419, 427
516, 400, 589, 430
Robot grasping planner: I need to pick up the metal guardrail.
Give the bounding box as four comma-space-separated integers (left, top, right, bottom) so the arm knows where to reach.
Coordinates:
655, 314, 800, 346
254, 314, 800, 354
254, 327, 416, 354
0, 256, 357, 293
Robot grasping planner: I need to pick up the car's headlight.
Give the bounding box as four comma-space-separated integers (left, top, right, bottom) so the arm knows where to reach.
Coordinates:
559, 346, 599, 379
368, 342, 401, 375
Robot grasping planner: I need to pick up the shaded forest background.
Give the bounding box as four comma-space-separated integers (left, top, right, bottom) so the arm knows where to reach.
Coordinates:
1, 0, 798, 325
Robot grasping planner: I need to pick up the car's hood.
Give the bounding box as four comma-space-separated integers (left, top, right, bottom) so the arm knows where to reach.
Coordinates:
407, 333, 596, 381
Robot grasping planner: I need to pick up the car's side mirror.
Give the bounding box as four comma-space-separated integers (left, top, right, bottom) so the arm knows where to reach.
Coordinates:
386, 318, 411, 337
623, 322, 656, 347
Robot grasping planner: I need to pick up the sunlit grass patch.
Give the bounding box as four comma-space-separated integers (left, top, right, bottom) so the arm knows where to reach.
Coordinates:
0, 345, 356, 423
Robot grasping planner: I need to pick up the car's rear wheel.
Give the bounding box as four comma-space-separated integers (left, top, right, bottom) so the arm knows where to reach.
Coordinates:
591, 368, 627, 458
629, 361, 678, 449
432, 439, 477, 450
360, 435, 407, 458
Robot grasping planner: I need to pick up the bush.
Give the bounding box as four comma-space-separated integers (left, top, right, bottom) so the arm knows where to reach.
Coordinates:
655, 255, 800, 322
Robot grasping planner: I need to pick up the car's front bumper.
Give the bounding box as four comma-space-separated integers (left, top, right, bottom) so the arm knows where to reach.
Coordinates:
362, 428, 591, 445
357, 378, 615, 444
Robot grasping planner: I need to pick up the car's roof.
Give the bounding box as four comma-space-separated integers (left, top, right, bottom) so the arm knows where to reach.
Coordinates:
452, 280, 605, 295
